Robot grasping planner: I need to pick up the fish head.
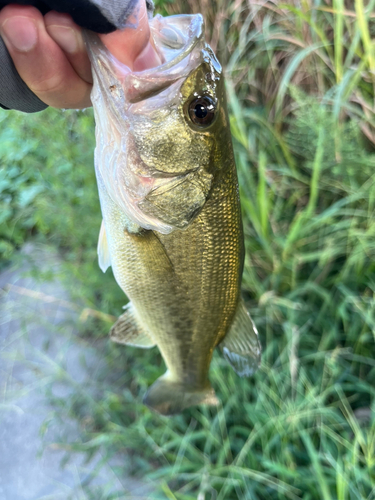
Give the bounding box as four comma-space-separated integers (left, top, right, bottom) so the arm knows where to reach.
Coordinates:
86, 14, 231, 233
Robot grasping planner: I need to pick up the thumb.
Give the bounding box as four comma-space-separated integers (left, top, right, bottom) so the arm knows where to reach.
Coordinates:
99, 0, 161, 71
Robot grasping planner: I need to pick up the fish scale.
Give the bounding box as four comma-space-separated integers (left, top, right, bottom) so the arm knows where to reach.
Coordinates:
156, 171, 242, 381
85, 13, 261, 415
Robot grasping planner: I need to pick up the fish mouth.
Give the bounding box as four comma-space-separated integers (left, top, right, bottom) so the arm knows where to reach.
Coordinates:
125, 14, 221, 102
150, 14, 204, 70
85, 13, 217, 105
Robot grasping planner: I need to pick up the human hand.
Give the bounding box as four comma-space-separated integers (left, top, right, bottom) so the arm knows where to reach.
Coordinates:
0, 0, 160, 110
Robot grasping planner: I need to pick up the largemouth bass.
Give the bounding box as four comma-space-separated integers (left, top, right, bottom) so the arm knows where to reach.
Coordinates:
85, 13, 261, 415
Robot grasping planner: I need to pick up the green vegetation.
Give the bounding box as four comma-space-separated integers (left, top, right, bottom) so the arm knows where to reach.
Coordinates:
0, 109, 125, 313
1, 0, 375, 498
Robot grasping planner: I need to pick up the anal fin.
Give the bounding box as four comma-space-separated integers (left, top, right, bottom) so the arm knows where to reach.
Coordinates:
219, 298, 261, 377
110, 302, 155, 349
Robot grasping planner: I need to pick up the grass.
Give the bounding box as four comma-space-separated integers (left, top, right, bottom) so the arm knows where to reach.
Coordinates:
1, 0, 375, 498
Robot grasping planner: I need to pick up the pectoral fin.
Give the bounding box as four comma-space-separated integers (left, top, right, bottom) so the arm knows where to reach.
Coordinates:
139, 170, 212, 229
219, 298, 261, 377
110, 302, 155, 348
97, 220, 111, 273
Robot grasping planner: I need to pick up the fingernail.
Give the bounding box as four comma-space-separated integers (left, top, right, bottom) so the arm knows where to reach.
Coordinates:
133, 41, 162, 71
1, 17, 38, 52
48, 25, 78, 54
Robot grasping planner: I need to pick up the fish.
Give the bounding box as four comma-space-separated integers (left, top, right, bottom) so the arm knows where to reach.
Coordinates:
84, 13, 261, 416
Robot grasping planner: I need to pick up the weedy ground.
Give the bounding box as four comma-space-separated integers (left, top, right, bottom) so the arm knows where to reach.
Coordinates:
1, 0, 375, 498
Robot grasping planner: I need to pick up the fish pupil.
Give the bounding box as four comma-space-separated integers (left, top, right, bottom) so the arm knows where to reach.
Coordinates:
195, 104, 208, 119
187, 96, 216, 127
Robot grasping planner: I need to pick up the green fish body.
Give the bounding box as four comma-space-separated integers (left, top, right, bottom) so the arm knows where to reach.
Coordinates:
85, 14, 261, 415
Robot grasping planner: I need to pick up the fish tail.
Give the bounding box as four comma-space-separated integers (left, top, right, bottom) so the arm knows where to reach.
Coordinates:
143, 375, 219, 416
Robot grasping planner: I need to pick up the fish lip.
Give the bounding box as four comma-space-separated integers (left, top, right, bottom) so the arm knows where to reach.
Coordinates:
126, 76, 184, 104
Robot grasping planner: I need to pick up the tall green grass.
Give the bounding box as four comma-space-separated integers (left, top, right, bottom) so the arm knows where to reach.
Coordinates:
166, 0, 375, 143
1, 0, 375, 498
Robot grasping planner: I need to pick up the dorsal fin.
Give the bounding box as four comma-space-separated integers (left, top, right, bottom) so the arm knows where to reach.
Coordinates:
219, 298, 261, 377
97, 220, 111, 273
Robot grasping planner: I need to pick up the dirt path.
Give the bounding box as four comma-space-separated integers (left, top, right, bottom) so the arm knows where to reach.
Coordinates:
0, 244, 152, 500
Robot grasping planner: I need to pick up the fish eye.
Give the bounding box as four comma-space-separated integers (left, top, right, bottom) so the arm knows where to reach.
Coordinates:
187, 96, 216, 127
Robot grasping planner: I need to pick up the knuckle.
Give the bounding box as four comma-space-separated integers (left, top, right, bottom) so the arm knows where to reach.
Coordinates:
29, 72, 67, 95
31, 78, 91, 109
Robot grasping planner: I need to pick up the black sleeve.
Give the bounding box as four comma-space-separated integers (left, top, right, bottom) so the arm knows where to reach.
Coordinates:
0, 0, 154, 113
0, 0, 118, 34
0, 35, 48, 112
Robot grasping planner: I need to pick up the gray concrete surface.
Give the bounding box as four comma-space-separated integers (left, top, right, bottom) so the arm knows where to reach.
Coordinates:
0, 244, 153, 500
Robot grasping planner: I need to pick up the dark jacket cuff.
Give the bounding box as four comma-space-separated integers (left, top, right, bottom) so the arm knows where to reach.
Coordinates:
0, 36, 48, 113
